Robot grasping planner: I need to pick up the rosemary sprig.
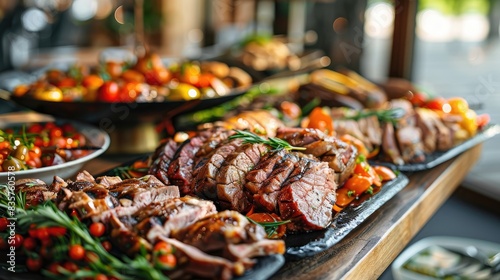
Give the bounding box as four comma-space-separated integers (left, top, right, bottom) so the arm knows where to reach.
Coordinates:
229, 130, 306, 151
247, 217, 290, 238
343, 108, 405, 124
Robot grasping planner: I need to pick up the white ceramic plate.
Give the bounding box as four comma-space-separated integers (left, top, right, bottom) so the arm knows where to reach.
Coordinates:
0, 113, 110, 183
392, 236, 500, 280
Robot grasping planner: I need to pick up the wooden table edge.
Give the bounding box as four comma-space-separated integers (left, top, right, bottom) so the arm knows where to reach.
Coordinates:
342, 144, 483, 280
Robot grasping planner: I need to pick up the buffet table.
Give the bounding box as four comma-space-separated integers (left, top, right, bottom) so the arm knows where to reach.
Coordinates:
82, 143, 483, 280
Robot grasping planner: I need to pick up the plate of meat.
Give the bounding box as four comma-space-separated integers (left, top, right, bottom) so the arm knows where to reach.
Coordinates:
99, 110, 410, 261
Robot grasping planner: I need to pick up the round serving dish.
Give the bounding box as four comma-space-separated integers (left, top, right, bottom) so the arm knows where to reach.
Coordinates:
0, 116, 110, 183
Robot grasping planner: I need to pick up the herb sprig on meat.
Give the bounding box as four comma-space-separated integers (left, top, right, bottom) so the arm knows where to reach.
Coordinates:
229, 130, 306, 151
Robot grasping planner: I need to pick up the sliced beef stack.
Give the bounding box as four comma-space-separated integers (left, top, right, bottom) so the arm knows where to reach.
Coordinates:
149, 125, 349, 232
329, 98, 469, 165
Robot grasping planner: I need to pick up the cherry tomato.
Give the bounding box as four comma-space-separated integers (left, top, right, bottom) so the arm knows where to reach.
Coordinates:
55, 77, 77, 88
476, 113, 490, 129
95, 274, 109, 280
82, 74, 104, 90
105, 61, 124, 79
32, 86, 64, 102
247, 213, 286, 239
13, 84, 30, 96
373, 166, 397, 181
0, 217, 8, 231
307, 107, 334, 135
280, 101, 301, 120
0, 238, 7, 250
23, 237, 37, 251
461, 109, 478, 136
119, 82, 140, 102
10, 234, 24, 248
36, 227, 50, 241
335, 188, 357, 208
156, 254, 177, 269
69, 244, 85, 261
27, 123, 44, 134
26, 257, 43, 271
97, 81, 120, 102
89, 222, 106, 237
153, 241, 174, 255
448, 97, 469, 115
343, 175, 373, 196
101, 241, 112, 252
423, 97, 449, 112
49, 127, 63, 139
408, 92, 427, 107
47, 226, 67, 237
121, 69, 145, 83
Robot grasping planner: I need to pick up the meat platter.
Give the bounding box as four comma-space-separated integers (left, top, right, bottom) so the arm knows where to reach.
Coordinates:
369, 123, 500, 171
103, 156, 409, 261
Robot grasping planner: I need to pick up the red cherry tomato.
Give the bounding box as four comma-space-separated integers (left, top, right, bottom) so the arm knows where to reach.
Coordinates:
26, 257, 43, 271
97, 81, 120, 102
423, 97, 449, 112
69, 244, 85, 261
23, 237, 37, 251
81, 74, 104, 90
408, 92, 427, 107
89, 222, 106, 237
10, 234, 24, 248
0, 217, 8, 231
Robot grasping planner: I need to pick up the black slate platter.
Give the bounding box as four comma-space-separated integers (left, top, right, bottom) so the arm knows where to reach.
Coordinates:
369, 124, 500, 172
284, 173, 409, 260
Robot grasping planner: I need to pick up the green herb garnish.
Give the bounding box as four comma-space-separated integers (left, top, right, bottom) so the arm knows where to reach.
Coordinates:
229, 130, 306, 151
343, 108, 405, 124
247, 216, 290, 238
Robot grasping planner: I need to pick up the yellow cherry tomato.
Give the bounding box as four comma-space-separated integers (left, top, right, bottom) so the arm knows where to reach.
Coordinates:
168, 83, 201, 101
461, 109, 478, 136
447, 97, 469, 115
33, 86, 64, 102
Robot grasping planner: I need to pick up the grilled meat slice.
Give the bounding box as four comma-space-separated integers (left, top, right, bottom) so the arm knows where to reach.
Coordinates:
247, 151, 299, 212
381, 122, 405, 165
172, 210, 267, 253
192, 139, 244, 200
159, 237, 243, 280
276, 127, 357, 185
359, 115, 383, 146
95, 176, 122, 187
75, 170, 96, 183
415, 108, 438, 153
132, 196, 217, 242
396, 125, 426, 163
216, 143, 269, 212
278, 158, 337, 232
167, 135, 207, 195
14, 178, 54, 206
224, 239, 286, 262
148, 138, 179, 185
195, 127, 233, 160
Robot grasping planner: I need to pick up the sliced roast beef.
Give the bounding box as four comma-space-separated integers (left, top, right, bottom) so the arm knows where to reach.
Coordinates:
381, 122, 405, 165
192, 139, 244, 200
167, 135, 207, 195
148, 138, 178, 185
172, 210, 267, 253
159, 237, 242, 280
396, 125, 426, 163
278, 158, 337, 232
133, 196, 217, 242
359, 115, 383, 146
415, 108, 438, 153
224, 239, 286, 262
249, 152, 300, 212
216, 143, 269, 212
95, 176, 122, 187
275, 127, 357, 185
